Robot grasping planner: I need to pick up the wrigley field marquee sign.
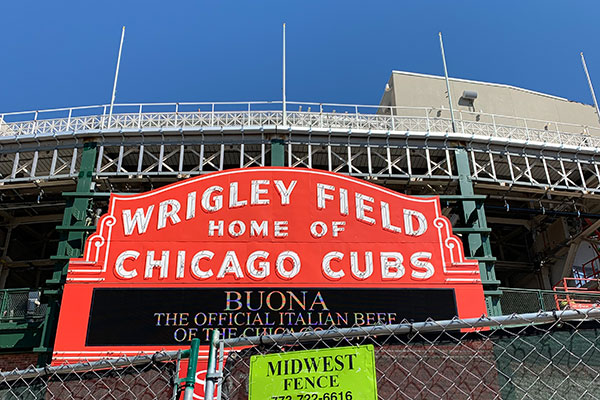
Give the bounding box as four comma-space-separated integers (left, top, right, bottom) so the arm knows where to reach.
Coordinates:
53, 167, 486, 377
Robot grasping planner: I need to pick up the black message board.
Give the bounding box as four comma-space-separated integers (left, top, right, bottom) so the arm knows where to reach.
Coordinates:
86, 287, 457, 346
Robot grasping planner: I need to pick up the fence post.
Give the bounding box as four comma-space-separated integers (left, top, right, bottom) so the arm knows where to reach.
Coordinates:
538, 290, 545, 311
182, 338, 200, 400
204, 329, 220, 400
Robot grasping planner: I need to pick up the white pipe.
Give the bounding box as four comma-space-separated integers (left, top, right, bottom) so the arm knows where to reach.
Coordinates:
439, 32, 456, 133
581, 52, 600, 125
282, 23, 287, 125
109, 26, 126, 122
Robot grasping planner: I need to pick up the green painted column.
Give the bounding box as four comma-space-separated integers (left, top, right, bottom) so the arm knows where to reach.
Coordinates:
36, 141, 97, 365
271, 138, 285, 167
454, 147, 502, 316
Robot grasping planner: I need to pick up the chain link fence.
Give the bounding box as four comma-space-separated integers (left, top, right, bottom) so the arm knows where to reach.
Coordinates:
208, 308, 600, 400
0, 352, 183, 400
1, 309, 599, 399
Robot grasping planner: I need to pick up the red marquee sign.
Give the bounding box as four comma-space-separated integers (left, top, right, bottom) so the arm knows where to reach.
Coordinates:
53, 167, 486, 394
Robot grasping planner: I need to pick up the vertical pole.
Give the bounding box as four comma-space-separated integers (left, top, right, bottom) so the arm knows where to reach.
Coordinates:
182, 338, 200, 400
109, 26, 126, 123
272, 23, 288, 168
282, 23, 287, 126
538, 290, 545, 311
581, 52, 600, 125
0, 227, 12, 289
439, 32, 456, 133
203, 329, 220, 400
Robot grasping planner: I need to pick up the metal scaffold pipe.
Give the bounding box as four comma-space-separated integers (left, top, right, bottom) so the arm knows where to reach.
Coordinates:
581, 52, 600, 126
282, 23, 287, 126
439, 32, 456, 133
109, 26, 126, 122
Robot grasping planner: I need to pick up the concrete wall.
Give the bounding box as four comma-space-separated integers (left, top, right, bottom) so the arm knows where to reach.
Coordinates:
380, 71, 600, 134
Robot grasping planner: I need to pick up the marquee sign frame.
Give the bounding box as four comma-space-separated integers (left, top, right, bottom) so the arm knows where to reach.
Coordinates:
52, 167, 486, 393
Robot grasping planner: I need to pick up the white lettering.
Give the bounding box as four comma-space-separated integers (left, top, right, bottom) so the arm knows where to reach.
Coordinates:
276, 251, 301, 279
157, 199, 181, 230
186, 192, 196, 220
322, 251, 345, 279
247, 251, 270, 279
229, 182, 247, 208
404, 209, 427, 236
191, 250, 214, 279
381, 201, 401, 233
251, 180, 270, 205
208, 220, 224, 237
274, 221, 288, 237
332, 221, 345, 237
217, 251, 244, 279
339, 188, 349, 216
201, 186, 223, 212
380, 252, 404, 279
228, 220, 246, 237
176, 250, 186, 279
317, 183, 335, 209
410, 251, 435, 280
351, 251, 373, 280
115, 250, 139, 279
355, 193, 376, 225
250, 220, 268, 237
274, 180, 297, 205
122, 206, 154, 235
310, 221, 327, 238
145, 250, 169, 279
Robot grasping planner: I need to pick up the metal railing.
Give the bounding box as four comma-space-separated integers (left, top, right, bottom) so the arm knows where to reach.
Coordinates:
500, 286, 600, 314
206, 308, 600, 400
579, 256, 600, 281
1, 101, 600, 151
0, 289, 46, 324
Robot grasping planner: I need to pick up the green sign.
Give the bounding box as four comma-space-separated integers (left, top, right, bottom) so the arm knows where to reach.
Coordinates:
249, 345, 377, 400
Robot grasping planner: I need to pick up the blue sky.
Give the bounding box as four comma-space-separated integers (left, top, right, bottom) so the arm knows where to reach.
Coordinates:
1, 1, 599, 112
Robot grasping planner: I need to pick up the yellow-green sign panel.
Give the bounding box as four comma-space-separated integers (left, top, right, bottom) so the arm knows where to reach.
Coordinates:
249, 345, 377, 400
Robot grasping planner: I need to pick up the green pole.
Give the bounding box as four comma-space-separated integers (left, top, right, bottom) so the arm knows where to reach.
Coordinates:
203, 329, 220, 400
182, 338, 200, 400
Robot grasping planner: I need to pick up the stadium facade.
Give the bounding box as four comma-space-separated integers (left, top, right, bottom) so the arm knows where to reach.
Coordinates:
0, 70, 600, 369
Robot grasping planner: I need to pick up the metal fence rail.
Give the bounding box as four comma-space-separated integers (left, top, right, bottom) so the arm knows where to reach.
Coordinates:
1, 101, 600, 151
208, 309, 600, 400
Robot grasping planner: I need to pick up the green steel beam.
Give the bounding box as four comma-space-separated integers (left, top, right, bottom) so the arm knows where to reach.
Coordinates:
454, 147, 502, 316
271, 138, 285, 167
35, 141, 98, 365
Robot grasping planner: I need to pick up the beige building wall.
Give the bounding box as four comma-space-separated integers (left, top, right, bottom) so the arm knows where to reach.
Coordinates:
379, 71, 600, 134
